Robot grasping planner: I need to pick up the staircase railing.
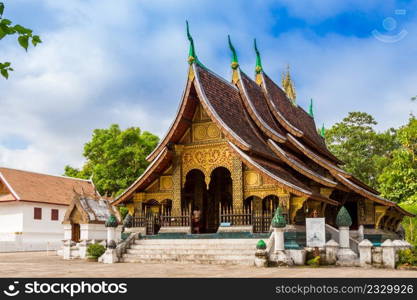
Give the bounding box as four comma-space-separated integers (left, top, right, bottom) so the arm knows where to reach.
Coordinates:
325, 223, 359, 253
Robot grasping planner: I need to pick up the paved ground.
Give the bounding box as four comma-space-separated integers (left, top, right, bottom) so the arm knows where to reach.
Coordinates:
0, 252, 416, 278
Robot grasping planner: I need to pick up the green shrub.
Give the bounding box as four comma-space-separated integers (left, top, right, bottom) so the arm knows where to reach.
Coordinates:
118, 206, 129, 220
307, 256, 320, 267
399, 203, 417, 246
86, 243, 106, 259
398, 247, 417, 266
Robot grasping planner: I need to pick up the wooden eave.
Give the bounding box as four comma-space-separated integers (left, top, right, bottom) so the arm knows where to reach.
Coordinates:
287, 133, 350, 177
227, 141, 338, 206
267, 139, 338, 188
192, 63, 253, 152
235, 70, 286, 143
259, 72, 343, 164
146, 67, 197, 162
333, 173, 395, 207
259, 72, 304, 137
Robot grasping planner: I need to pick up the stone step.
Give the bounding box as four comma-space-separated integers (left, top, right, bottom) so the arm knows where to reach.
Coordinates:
130, 244, 256, 250
123, 253, 253, 259
121, 257, 255, 265
121, 254, 254, 265
134, 239, 259, 245
126, 248, 256, 255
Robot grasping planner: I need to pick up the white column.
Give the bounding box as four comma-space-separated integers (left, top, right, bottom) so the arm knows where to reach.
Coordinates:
338, 226, 350, 248
325, 240, 339, 265
107, 227, 115, 243
358, 239, 373, 267
382, 239, 396, 269
274, 228, 285, 251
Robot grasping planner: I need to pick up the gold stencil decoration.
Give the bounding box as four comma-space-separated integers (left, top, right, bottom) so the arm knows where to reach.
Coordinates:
207, 123, 220, 139
194, 125, 207, 140
244, 171, 260, 186
182, 143, 233, 185
160, 176, 173, 190
192, 122, 222, 142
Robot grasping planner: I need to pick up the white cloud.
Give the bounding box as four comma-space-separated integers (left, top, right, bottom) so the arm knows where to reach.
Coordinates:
1, 0, 416, 176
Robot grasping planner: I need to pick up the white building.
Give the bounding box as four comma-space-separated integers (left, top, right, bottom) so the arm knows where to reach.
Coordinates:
0, 167, 97, 252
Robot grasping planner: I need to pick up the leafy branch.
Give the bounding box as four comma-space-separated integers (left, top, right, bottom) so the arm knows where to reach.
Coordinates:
0, 2, 42, 79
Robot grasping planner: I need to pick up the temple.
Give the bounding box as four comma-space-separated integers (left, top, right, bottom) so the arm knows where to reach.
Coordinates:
111, 27, 413, 239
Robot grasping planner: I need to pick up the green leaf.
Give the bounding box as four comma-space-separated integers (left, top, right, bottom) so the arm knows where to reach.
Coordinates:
0, 27, 5, 39
1, 68, 9, 79
32, 35, 41, 46
18, 35, 29, 51
14, 24, 32, 35
0, 3, 4, 17
1, 18, 11, 25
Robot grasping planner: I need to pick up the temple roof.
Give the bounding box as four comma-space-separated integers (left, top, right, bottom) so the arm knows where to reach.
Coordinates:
63, 193, 120, 224
0, 167, 97, 206
113, 51, 414, 217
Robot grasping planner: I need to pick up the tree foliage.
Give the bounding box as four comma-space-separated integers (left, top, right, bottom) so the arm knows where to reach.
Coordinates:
0, 2, 41, 79
326, 112, 417, 244
378, 116, 417, 204
64, 124, 159, 196
325, 112, 398, 189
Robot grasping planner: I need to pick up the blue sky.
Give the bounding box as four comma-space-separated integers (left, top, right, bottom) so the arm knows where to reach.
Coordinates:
0, 0, 417, 175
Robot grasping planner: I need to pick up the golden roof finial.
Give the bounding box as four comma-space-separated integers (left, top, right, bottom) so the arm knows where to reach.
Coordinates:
281, 64, 296, 104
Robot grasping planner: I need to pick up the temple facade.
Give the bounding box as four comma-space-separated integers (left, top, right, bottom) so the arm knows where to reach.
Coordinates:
112, 31, 413, 237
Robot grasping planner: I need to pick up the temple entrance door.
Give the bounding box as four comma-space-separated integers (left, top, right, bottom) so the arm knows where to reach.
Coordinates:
71, 223, 80, 242
182, 169, 207, 233
142, 199, 161, 235
208, 167, 232, 233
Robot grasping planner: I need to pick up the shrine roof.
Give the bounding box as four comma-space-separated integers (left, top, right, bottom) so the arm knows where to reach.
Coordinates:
262, 73, 343, 164
63, 194, 120, 224
0, 167, 97, 206
237, 70, 286, 143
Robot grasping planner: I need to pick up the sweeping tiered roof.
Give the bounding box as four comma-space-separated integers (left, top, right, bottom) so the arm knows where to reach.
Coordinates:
113, 32, 414, 218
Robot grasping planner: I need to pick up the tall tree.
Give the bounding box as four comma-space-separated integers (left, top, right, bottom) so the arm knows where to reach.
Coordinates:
378, 116, 417, 204
0, 2, 41, 79
325, 112, 399, 189
64, 124, 159, 196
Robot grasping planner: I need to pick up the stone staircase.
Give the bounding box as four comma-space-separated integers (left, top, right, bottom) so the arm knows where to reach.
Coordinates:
121, 238, 258, 265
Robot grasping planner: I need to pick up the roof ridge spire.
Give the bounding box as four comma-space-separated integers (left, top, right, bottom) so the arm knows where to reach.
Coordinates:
254, 38, 263, 85
281, 64, 297, 104
186, 20, 197, 65
228, 35, 239, 84
320, 123, 325, 138
228, 35, 239, 69
308, 98, 314, 118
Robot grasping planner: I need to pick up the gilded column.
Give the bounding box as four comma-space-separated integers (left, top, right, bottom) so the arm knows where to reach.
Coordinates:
172, 145, 184, 215
133, 192, 145, 215
231, 157, 243, 210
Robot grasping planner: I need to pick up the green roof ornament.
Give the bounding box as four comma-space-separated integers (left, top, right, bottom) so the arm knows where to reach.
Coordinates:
336, 206, 352, 227
186, 20, 197, 65
105, 214, 119, 228
308, 98, 314, 118
320, 124, 325, 138
271, 206, 287, 228
254, 39, 262, 74
228, 35, 239, 70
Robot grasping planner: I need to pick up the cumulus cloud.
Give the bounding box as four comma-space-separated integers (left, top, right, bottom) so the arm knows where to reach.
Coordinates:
0, 0, 416, 175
